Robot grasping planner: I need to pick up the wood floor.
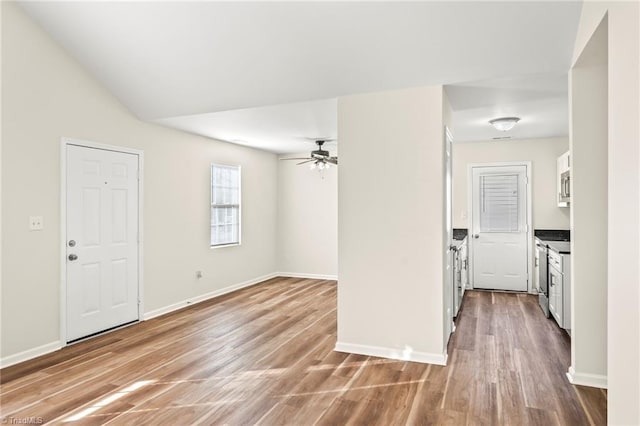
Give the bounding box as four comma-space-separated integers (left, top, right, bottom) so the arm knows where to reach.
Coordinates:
1, 278, 606, 425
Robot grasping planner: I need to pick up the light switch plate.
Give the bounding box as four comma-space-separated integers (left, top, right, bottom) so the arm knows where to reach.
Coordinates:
29, 216, 44, 230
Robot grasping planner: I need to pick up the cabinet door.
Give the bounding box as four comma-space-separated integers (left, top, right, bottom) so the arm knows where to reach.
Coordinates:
549, 270, 563, 327
534, 251, 540, 292
548, 278, 556, 317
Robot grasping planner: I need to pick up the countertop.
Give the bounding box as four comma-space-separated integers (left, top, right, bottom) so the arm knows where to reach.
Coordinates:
534, 229, 570, 242
546, 241, 571, 255
453, 228, 468, 241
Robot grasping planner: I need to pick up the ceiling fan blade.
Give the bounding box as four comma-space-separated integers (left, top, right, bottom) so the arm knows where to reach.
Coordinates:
326, 157, 338, 165
304, 137, 336, 142
296, 159, 315, 165
280, 157, 312, 161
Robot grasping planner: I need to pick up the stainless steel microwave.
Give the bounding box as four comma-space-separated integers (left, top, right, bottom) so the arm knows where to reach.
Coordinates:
559, 170, 571, 203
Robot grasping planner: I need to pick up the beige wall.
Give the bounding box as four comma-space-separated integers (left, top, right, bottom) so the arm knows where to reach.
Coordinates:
277, 156, 337, 277
1, 3, 278, 360
572, 3, 640, 424
337, 86, 446, 363
452, 137, 570, 231
569, 14, 608, 391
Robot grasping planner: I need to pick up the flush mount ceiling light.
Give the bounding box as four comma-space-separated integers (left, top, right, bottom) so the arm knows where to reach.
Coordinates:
489, 117, 520, 132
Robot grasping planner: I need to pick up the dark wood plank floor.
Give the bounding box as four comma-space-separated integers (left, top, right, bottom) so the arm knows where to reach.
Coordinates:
0, 278, 606, 425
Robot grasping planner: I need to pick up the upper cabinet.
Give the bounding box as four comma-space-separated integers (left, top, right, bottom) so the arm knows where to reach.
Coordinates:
557, 150, 571, 207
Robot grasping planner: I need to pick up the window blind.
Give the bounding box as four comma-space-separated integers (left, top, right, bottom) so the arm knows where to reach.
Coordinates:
479, 174, 519, 232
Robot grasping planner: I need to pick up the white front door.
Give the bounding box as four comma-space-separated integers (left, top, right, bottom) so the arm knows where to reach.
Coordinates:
471, 165, 528, 291
66, 144, 140, 342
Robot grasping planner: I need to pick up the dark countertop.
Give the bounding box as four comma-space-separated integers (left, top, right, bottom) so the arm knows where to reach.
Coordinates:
453, 228, 468, 241
547, 241, 571, 255
534, 229, 570, 242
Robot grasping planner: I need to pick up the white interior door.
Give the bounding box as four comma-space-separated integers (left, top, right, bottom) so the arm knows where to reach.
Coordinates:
471, 165, 528, 291
66, 144, 139, 342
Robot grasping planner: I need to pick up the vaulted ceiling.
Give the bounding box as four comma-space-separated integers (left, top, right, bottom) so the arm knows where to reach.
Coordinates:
19, 1, 582, 152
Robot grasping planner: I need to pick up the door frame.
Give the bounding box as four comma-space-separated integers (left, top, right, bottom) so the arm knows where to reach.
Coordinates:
444, 126, 454, 350
467, 161, 533, 293
59, 137, 145, 344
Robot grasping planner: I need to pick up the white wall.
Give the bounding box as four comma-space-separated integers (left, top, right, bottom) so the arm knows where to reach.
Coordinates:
572, 2, 640, 424
277, 156, 337, 278
452, 137, 570, 231
1, 3, 278, 361
336, 86, 447, 364
569, 16, 608, 390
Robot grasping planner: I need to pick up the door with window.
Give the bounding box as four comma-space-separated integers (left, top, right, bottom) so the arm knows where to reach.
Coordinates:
66, 144, 140, 342
471, 164, 528, 291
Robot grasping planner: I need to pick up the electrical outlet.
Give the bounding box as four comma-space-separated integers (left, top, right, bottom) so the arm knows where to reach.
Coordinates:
29, 216, 44, 230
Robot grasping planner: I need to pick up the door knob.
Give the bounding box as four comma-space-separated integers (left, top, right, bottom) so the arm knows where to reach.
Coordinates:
474, 234, 480, 239
68, 254, 78, 261
68, 239, 76, 247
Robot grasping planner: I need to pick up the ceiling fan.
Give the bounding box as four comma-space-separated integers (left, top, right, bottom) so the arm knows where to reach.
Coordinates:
280, 139, 338, 169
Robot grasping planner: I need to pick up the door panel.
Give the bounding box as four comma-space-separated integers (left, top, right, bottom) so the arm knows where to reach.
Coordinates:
471, 165, 528, 291
67, 145, 139, 342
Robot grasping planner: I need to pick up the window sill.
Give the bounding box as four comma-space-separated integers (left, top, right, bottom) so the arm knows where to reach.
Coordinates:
210, 242, 241, 250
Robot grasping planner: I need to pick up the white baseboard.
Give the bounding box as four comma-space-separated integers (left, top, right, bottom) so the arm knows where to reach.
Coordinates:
278, 272, 338, 280
0, 341, 62, 369
566, 366, 608, 389
334, 341, 447, 366
144, 272, 278, 320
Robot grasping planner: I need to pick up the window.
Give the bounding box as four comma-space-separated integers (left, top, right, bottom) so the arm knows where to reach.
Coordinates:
479, 174, 520, 232
211, 164, 241, 247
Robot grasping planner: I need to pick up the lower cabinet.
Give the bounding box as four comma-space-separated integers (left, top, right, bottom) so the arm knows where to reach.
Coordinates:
460, 243, 468, 298
453, 238, 468, 317
548, 269, 562, 326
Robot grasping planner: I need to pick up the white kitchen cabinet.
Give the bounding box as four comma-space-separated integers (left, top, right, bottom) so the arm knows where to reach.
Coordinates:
460, 240, 468, 295
534, 241, 540, 292
548, 248, 571, 330
558, 150, 570, 173
453, 237, 468, 317
557, 150, 570, 207
549, 268, 562, 325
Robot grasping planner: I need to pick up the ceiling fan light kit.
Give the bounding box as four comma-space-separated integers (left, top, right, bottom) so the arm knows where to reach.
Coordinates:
489, 116, 520, 132
280, 140, 338, 171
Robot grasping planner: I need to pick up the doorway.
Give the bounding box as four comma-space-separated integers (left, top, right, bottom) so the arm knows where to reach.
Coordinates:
62, 139, 143, 342
469, 163, 531, 292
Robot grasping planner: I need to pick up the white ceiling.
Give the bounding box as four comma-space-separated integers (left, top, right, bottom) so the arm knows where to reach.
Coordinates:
155, 98, 337, 154
446, 72, 569, 142
19, 1, 582, 152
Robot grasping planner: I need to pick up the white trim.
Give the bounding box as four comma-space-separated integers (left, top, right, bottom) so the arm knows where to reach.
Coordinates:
334, 342, 447, 366
143, 272, 278, 320
60, 137, 145, 344
467, 161, 533, 293
0, 341, 62, 369
278, 272, 338, 280
566, 366, 608, 389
